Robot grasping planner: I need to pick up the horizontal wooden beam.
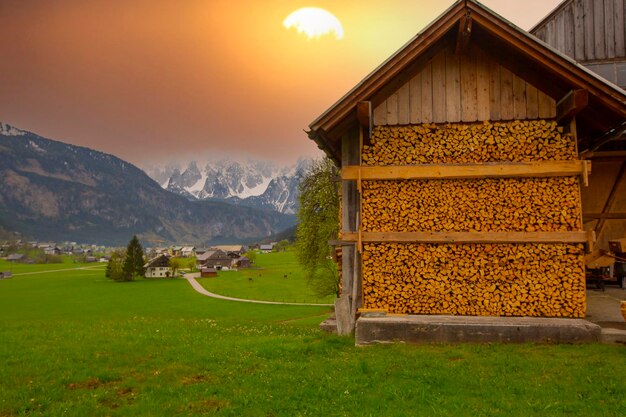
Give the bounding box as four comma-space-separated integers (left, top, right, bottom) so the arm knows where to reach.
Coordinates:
341, 231, 592, 244
579, 151, 626, 161
583, 213, 626, 220
342, 161, 590, 181
556, 89, 588, 123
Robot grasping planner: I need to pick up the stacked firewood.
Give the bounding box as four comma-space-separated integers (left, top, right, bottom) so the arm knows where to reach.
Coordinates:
359, 120, 585, 317
362, 120, 576, 165
362, 177, 582, 233
362, 243, 586, 318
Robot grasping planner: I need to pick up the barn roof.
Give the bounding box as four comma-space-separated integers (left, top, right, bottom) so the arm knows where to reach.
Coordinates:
308, 0, 626, 164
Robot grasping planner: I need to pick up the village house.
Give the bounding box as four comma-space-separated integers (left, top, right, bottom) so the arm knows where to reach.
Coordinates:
170, 246, 183, 257
308, 0, 626, 340
211, 245, 247, 257
233, 256, 251, 269
6, 254, 24, 262
144, 254, 172, 278
181, 246, 196, 257
259, 244, 274, 253
200, 267, 218, 278
196, 249, 232, 270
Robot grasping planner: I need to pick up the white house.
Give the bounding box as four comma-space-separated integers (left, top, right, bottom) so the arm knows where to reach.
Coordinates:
144, 254, 172, 278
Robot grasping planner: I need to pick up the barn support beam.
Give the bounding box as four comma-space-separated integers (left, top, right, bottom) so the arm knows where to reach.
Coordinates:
356, 101, 372, 145
456, 11, 473, 55
338, 126, 361, 335
588, 121, 626, 152
556, 89, 588, 123
594, 161, 626, 240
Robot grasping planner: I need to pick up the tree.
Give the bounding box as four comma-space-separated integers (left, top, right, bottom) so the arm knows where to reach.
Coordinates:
121, 236, 145, 281
244, 250, 257, 265
169, 258, 182, 277
277, 239, 290, 252
295, 157, 340, 297
187, 258, 196, 272
106, 250, 126, 281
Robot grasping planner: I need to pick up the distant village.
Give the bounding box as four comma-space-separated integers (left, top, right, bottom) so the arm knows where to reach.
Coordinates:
144, 243, 280, 278
0, 239, 282, 279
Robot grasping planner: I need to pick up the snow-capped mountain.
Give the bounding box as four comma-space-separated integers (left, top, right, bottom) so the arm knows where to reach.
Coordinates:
144, 158, 313, 214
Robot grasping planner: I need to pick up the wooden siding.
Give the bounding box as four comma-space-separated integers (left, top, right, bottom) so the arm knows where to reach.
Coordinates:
533, 0, 626, 62
373, 45, 556, 126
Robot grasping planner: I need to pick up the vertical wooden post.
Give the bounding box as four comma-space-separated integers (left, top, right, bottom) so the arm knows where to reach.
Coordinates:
336, 126, 360, 335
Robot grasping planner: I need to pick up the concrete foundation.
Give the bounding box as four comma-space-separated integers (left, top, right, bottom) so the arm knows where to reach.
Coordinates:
600, 328, 626, 344
355, 315, 602, 346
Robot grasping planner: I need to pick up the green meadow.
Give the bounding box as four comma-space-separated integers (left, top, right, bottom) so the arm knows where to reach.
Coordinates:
0, 257, 625, 417
197, 250, 335, 304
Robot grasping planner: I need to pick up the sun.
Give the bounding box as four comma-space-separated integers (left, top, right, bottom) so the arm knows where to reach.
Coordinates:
283, 7, 344, 40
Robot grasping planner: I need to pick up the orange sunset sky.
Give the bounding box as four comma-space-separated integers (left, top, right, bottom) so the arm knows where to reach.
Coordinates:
0, 0, 562, 167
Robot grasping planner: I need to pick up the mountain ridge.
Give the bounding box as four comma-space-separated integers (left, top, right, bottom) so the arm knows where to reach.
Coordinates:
144, 157, 311, 214
0, 123, 296, 245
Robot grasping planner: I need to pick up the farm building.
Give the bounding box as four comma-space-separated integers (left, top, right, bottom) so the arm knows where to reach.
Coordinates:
532, 0, 626, 90
144, 254, 172, 278
200, 267, 218, 278
308, 0, 626, 336
196, 249, 232, 270
531, 0, 626, 250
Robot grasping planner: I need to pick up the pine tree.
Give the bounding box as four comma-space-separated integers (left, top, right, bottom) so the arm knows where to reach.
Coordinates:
121, 235, 145, 281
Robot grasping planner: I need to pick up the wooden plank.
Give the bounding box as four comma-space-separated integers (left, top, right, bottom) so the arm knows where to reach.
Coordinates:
595, 161, 626, 238
526, 83, 539, 119
563, 4, 575, 57
431, 52, 447, 123
420, 63, 433, 123
579, 150, 626, 160
606, 0, 616, 58
445, 47, 461, 122
538, 90, 556, 119
513, 76, 527, 120
373, 103, 387, 126
460, 51, 478, 122
584, 0, 596, 60
545, 19, 555, 47
556, 12, 566, 53
397, 83, 410, 125
584, 212, 626, 220
342, 231, 591, 244
488, 58, 501, 120
500, 66, 514, 120
475, 47, 490, 121
556, 89, 589, 123
574, 0, 586, 60
386, 93, 399, 125
341, 160, 588, 181
582, 0, 596, 60
594, 0, 606, 60
409, 74, 422, 124
615, 0, 625, 57
534, 27, 546, 42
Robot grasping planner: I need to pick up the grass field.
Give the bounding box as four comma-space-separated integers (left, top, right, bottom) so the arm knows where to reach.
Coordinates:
196, 250, 335, 304
0, 259, 625, 416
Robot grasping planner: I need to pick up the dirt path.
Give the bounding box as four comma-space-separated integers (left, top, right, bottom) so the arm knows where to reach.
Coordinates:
10, 265, 106, 276
184, 276, 333, 307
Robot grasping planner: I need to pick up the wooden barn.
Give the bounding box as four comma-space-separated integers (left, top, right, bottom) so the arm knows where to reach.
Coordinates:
308, 0, 626, 335
531, 0, 626, 251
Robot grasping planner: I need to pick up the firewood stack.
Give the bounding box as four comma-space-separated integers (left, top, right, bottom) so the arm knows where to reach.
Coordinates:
359, 120, 586, 318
